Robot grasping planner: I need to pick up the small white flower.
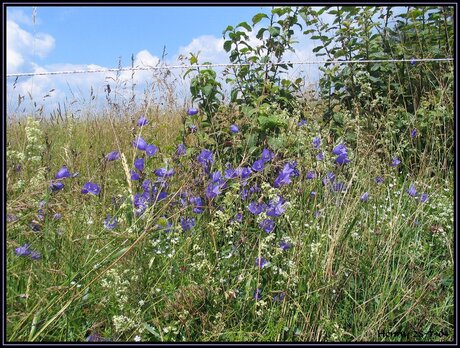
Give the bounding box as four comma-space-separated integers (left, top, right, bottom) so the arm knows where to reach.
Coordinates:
134, 335, 141, 342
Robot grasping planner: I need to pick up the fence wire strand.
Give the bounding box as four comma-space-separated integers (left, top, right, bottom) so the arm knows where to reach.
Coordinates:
6, 58, 454, 78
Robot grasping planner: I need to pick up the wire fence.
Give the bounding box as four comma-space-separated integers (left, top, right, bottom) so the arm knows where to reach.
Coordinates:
6, 57, 454, 78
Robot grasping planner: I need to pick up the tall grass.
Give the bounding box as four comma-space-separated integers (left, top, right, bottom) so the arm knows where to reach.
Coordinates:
6, 90, 453, 342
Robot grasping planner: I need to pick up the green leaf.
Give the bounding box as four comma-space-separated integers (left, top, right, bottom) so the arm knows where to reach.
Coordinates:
268, 26, 281, 37
223, 40, 232, 52
252, 13, 269, 25
237, 21, 252, 32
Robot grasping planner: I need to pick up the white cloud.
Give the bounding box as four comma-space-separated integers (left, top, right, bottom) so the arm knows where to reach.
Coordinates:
7, 10, 330, 116
176, 35, 228, 64
7, 19, 55, 73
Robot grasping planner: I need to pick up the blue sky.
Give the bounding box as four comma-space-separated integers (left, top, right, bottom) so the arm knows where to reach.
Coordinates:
6, 5, 323, 115
8, 6, 267, 69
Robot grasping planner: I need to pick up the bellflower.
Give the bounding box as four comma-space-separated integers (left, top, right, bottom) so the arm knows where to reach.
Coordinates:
254, 288, 262, 301
197, 149, 214, 166
14, 243, 31, 257
103, 215, 118, 230
306, 171, 316, 180
322, 172, 336, 186
106, 151, 120, 161
145, 144, 158, 157
312, 137, 321, 149
255, 257, 268, 269
335, 152, 350, 165
230, 124, 239, 133
176, 143, 186, 156
332, 143, 348, 156
261, 148, 274, 163
133, 136, 147, 151
187, 107, 198, 116
181, 217, 196, 231
375, 176, 384, 185
266, 196, 286, 217
134, 158, 145, 172
155, 168, 175, 178
259, 219, 275, 233
137, 115, 149, 126
81, 182, 101, 195
390, 157, 401, 167
298, 119, 307, 126
411, 128, 417, 138
50, 181, 65, 192
407, 184, 417, 197
279, 241, 292, 251
248, 201, 267, 215
360, 192, 369, 202
419, 193, 429, 203
252, 159, 265, 172
55, 166, 72, 179
316, 152, 324, 161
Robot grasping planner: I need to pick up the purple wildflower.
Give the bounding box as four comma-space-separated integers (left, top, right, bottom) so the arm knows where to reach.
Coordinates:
360, 192, 369, 202
181, 217, 196, 231
266, 196, 286, 217
390, 157, 401, 167
225, 166, 238, 179
53, 213, 62, 220
407, 184, 417, 197
106, 151, 120, 161
259, 219, 275, 233
234, 213, 243, 223
206, 182, 223, 199
103, 215, 118, 230
375, 176, 384, 185
190, 196, 205, 214
310, 191, 317, 197
306, 171, 316, 180
335, 152, 350, 165
261, 148, 274, 163
145, 144, 158, 157
137, 115, 149, 126
298, 119, 307, 126
134, 158, 145, 172
81, 182, 101, 195
130, 170, 140, 181
316, 152, 324, 161
50, 181, 64, 192
332, 182, 346, 192
279, 241, 292, 251
230, 124, 239, 133
15, 243, 31, 257
176, 143, 186, 156
419, 193, 429, 203
273, 292, 286, 302
187, 107, 198, 116
332, 143, 348, 156
155, 168, 175, 178
197, 149, 214, 166
252, 159, 265, 172
248, 201, 267, 215
322, 172, 336, 186
411, 128, 417, 138
55, 166, 72, 179
189, 124, 197, 133
312, 137, 321, 149
30, 250, 41, 260
255, 257, 268, 269
133, 136, 147, 151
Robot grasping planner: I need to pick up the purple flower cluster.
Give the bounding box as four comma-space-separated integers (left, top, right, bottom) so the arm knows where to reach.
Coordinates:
332, 143, 350, 165
14, 243, 41, 260
274, 161, 299, 188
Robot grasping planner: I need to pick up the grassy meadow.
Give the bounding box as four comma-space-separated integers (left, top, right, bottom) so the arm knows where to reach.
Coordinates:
6, 101, 454, 342
6, 6, 454, 343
